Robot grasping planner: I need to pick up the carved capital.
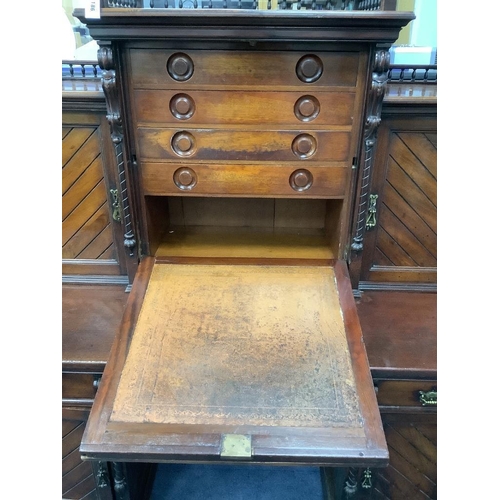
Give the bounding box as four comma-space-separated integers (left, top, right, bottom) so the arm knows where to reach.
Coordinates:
97, 44, 123, 144
351, 48, 390, 255
95, 461, 110, 488
373, 49, 391, 74
364, 49, 390, 147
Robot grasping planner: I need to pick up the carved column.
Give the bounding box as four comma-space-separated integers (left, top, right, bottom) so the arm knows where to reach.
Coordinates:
110, 462, 131, 500
98, 43, 137, 260
349, 47, 390, 289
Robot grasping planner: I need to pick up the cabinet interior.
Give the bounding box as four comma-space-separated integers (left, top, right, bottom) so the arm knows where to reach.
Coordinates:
144, 196, 345, 260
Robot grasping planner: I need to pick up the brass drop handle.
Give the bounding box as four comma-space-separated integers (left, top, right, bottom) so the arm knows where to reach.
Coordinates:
418, 388, 437, 406
365, 193, 378, 230
109, 188, 121, 222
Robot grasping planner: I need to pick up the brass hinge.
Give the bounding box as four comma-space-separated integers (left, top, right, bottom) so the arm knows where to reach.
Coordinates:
110, 188, 122, 222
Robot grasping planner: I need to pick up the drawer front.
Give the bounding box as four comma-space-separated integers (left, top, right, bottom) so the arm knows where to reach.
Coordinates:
137, 128, 351, 162
375, 380, 437, 408
134, 90, 356, 127
62, 373, 98, 400
142, 163, 348, 197
130, 50, 360, 89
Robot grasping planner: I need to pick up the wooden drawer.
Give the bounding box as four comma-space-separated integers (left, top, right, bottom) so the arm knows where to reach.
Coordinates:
141, 163, 348, 197
374, 380, 437, 408
62, 372, 99, 401
137, 128, 351, 162
134, 90, 356, 127
129, 50, 360, 89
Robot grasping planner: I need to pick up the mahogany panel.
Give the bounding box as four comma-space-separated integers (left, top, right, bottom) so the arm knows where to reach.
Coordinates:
63, 475, 98, 500
374, 227, 416, 268
382, 182, 437, 258
141, 162, 348, 197
385, 157, 436, 235
137, 128, 351, 162
389, 134, 437, 206
361, 414, 437, 500
62, 107, 127, 277
62, 156, 105, 220
355, 291, 436, 378
62, 130, 101, 194
377, 204, 436, 268
134, 89, 356, 126
129, 50, 360, 89
62, 373, 97, 400
62, 409, 100, 500
62, 182, 108, 247
62, 284, 128, 369
62, 127, 96, 166
77, 224, 115, 260
397, 132, 437, 179
62, 461, 94, 496
375, 380, 437, 407
356, 109, 437, 289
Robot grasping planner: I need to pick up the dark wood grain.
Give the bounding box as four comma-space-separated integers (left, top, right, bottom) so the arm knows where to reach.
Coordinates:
80, 257, 155, 454
141, 162, 348, 197
62, 284, 128, 370
72, 7, 415, 483
137, 128, 351, 162
355, 110, 437, 290
355, 291, 436, 378
334, 260, 388, 461
134, 89, 356, 126
129, 50, 360, 89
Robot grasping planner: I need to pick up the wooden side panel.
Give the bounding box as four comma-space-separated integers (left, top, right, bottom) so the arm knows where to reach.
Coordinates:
372, 416, 437, 500
359, 113, 437, 288
62, 111, 126, 277
62, 409, 99, 500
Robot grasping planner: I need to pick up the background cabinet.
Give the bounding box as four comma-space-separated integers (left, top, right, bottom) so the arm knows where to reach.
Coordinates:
62, 93, 136, 283
351, 101, 437, 292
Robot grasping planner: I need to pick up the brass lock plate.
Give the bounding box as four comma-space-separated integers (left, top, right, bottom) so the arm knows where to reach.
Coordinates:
220, 434, 252, 459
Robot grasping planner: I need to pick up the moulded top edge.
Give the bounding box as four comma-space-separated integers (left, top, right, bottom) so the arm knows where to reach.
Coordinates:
73, 8, 415, 28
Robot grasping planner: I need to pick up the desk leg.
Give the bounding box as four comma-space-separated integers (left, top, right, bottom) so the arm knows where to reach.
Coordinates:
110, 462, 131, 500
322, 467, 374, 500
91, 461, 114, 500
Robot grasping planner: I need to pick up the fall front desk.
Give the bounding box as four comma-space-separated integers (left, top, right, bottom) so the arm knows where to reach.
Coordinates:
74, 7, 413, 470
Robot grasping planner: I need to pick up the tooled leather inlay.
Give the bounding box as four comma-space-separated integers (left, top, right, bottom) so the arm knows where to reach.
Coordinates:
110, 264, 363, 429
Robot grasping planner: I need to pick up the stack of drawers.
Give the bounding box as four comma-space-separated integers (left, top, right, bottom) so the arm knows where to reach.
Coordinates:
127, 48, 366, 198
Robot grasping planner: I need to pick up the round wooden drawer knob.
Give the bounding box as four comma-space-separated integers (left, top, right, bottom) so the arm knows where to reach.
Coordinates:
294, 95, 320, 122
167, 53, 194, 82
290, 169, 313, 192
173, 167, 197, 191
296, 55, 323, 83
170, 93, 195, 120
292, 134, 317, 159
171, 131, 196, 157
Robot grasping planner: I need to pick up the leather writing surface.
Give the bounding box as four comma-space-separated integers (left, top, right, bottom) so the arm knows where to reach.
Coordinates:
111, 263, 363, 431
